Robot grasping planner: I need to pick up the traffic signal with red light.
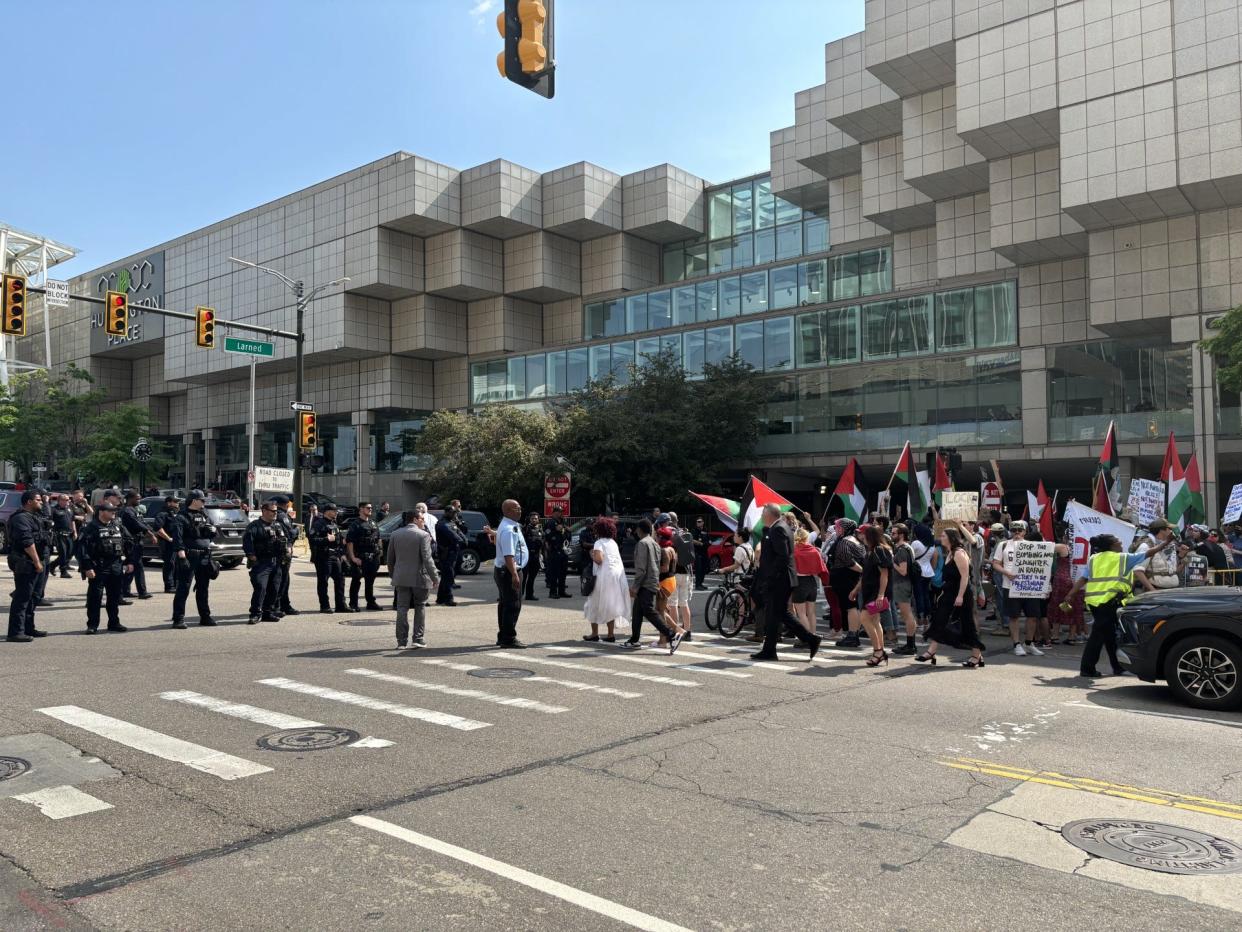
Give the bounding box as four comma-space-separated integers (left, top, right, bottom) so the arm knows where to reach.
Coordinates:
496, 0, 555, 98
2, 274, 27, 336
298, 411, 318, 451
104, 290, 128, 337
195, 306, 216, 349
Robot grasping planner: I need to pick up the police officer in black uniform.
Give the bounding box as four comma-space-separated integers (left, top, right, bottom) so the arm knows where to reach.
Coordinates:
543, 506, 570, 598
272, 496, 300, 616
6, 490, 49, 642
243, 500, 288, 624
309, 502, 349, 613
435, 506, 466, 606
153, 496, 180, 592
522, 511, 543, 601
32, 495, 55, 608
168, 490, 217, 628
78, 499, 133, 634
346, 501, 383, 611
120, 490, 157, 600
49, 494, 77, 579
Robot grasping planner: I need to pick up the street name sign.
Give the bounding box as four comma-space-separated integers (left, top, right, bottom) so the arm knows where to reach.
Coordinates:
224, 337, 274, 357
290, 401, 314, 412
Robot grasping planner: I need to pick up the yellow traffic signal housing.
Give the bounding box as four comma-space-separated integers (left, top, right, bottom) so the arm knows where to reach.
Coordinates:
298, 410, 318, 451
195, 306, 216, 349
2, 274, 27, 336
104, 290, 128, 337
497, 0, 554, 97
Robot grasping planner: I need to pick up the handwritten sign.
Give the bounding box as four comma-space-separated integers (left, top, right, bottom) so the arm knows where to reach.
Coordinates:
1126, 478, 1165, 527
941, 491, 979, 522
1063, 501, 1137, 581
1008, 540, 1056, 597
876, 490, 891, 518
1223, 483, 1242, 524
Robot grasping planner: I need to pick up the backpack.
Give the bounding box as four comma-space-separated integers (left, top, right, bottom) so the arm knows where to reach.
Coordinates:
673, 528, 696, 573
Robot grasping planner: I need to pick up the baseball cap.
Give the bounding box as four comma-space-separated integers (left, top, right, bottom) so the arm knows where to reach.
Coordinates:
655, 512, 672, 528
1009, 520, 1028, 531
1147, 518, 1171, 532
187, 489, 206, 502
989, 523, 1006, 533
97, 500, 117, 511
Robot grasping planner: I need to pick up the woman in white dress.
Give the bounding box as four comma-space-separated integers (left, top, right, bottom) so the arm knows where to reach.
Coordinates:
583, 517, 631, 642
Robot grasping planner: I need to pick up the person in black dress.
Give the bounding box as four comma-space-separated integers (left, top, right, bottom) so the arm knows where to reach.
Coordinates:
850, 524, 892, 667
918, 526, 986, 668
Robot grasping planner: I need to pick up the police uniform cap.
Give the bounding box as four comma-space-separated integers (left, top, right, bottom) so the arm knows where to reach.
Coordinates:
187, 489, 206, 502
97, 500, 118, 512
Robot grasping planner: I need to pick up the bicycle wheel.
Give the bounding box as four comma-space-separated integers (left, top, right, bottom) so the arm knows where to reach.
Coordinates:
718, 589, 747, 638
703, 588, 723, 630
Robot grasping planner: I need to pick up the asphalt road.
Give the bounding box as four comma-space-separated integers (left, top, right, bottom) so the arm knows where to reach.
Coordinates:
2, 560, 1240, 931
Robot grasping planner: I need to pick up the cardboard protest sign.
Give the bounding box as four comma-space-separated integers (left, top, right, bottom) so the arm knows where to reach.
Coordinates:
1126, 478, 1165, 527
941, 491, 979, 522
1223, 483, 1242, 524
1008, 540, 1056, 597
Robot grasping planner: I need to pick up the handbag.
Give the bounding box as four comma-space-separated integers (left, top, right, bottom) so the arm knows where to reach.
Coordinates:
580, 560, 596, 597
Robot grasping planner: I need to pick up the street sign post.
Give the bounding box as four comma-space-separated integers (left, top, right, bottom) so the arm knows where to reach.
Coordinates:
223, 337, 274, 357
544, 472, 571, 518
290, 401, 313, 412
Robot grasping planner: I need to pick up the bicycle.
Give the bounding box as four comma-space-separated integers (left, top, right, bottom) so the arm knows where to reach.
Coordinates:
702, 572, 738, 631
717, 575, 756, 638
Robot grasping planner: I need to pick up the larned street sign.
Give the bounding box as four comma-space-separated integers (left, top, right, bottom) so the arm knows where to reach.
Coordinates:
290, 401, 314, 412
223, 337, 274, 357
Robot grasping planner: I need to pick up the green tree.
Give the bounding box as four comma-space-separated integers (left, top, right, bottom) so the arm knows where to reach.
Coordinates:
416, 405, 561, 510
0, 364, 109, 481
1202, 304, 1242, 393
64, 405, 173, 487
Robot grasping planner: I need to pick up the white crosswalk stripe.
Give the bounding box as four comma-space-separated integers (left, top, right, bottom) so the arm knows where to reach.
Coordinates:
571, 640, 825, 672
419, 659, 643, 699
692, 632, 858, 661
490, 651, 700, 688
343, 668, 570, 714
256, 678, 491, 731
37, 706, 273, 781
159, 690, 395, 748
11, 785, 113, 820
543, 645, 753, 678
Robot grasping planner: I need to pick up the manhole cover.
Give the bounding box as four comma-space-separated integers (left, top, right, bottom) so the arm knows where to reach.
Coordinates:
0, 756, 32, 782
1062, 819, 1242, 875
256, 727, 360, 752
468, 668, 535, 679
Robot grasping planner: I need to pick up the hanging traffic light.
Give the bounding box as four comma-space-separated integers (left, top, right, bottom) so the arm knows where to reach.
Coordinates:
1, 274, 27, 336
104, 290, 128, 337
298, 410, 318, 451
195, 306, 216, 349
496, 0, 555, 98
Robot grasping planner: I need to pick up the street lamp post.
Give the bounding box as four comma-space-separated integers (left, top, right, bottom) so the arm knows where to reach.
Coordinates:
228, 257, 348, 531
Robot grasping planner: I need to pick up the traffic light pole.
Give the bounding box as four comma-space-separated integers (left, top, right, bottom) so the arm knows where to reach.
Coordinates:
294, 281, 306, 535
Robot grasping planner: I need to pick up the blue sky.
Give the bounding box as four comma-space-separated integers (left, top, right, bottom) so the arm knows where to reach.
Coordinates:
6, 1, 861, 279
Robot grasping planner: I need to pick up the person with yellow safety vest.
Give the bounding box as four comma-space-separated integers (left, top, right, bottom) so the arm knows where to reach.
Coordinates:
1061, 533, 1173, 678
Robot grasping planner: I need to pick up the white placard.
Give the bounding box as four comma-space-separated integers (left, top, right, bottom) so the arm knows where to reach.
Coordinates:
1126, 478, 1165, 527
45, 280, 70, 308
1008, 540, 1056, 597
1063, 500, 1137, 581
1223, 483, 1242, 524
941, 491, 979, 522
253, 465, 294, 493
875, 490, 891, 517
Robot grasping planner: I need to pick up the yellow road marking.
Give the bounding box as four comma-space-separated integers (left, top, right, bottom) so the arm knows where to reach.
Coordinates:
940, 758, 1242, 823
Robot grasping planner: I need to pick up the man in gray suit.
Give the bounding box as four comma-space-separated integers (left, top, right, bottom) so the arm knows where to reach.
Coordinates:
386, 510, 440, 649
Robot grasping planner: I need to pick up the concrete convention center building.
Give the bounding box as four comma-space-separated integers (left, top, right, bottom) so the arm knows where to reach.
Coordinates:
20, 0, 1242, 518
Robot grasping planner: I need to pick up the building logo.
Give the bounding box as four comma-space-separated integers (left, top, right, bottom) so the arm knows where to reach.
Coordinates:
90, 251, 166, 353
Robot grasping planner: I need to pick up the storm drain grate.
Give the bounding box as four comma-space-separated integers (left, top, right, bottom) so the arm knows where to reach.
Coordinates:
0, 756, 32, 782
1062, 819, 1242, 875
468, 668, 535, 679
256, 727, 361, 752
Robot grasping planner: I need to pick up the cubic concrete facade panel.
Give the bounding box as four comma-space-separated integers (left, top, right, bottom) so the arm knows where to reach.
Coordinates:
1176, 63, 1242, 210
345, 227, 424, 299
503, 231, 581, 302
893, 226, 939, 288
829, 172, 885, 247
935, 191, 1013, 278
434, 356, 470, 410
621, 164, 705, 243
825, 32, 904, 143
391, 294, 467, 359
989, 147, 1088, 263
861, 135, 938, 231
1173, 0, 1242, 79
901, 85, 989, 199
1056, 0, 1173, 108
424, 229, 504, 300
1017, 257, 1095, 347
461, 159, 542, 239
467, 296, 544, 356
954, 0, 1056, 39
543, 297, 584, 347
771, 126, 831, 208
864, 0, 957, 97
795, 83, 858, 180
1087, 215, 1197, 335
1197, 206, 1242, 312
377, 156, 461, 237
580, 233, 660, 297
541, 162, 624, 240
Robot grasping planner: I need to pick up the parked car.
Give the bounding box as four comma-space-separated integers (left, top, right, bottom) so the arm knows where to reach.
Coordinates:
374, 510, 495, 575
1119, 586, 1242, 711
706, 531, 734, 572
137, 496, 248, 569
301, 492, 358, 526
565, 516, 649, 574
0, 492, 20, 552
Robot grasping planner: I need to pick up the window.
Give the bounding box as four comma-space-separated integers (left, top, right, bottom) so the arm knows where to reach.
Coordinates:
799, 259, 828, 306
660, 332, 682, 362
740, 270, 768, 314
686, 238, 707, 277
765, 317, 794, 371
662, 244, 685, 283
863, 300, 899, 360
611, 341, 634, 386
755, 178, 775, 229
804, 215, 829, 254
796, 311, 827, 368
897, 296, 934, 356
733, 182, 754, 234
673, 285, 697, 326
736, 321, 764, 369
770, 264, 799, 310
566, 347, 589, 392
830, 252, 859, 300
709, 238, 732, 273
603, 299, 625, 337
589, 344, 611, 381
719, 275, 741, 318
974, 281, 1017, 348
826, 306, 860, 364
732, 233, 754, 269
696, 280, 718, 322
775, 194, 801, 226
683, 329, 705, 378
858, 248, 891, 295
635, 337, 660, 366
709, 189, 733, 239
647, 290, 672, 330
584, 303, 605, 339
705, 325, 733, 366
754, 228, 775, 265
547, 350, 566, 395
526, 353, 547, 398
936, 288, 974, 352
506, 358, 525, 399
775, 222, 802, 261
626, 293, 648, 333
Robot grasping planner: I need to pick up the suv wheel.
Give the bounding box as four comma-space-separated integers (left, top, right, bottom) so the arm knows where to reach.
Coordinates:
218, 557, 243, 570
0, 525, 8, 554
457, 548, 480, 576
1163, 634, 1242, 711
708, 556, 720, 573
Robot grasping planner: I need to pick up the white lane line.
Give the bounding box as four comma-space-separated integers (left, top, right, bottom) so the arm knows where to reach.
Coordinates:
1062, 700, 1242, 730
420, 658, 643, 699
11, 785, 113, 820
159, 690, 395, 749
543, 645, 752, 678
343, 668, 570, 715
256, 678, 490, 731
490, 651, 699, 688
37, 706, 273, 781
350, 815, 693, 932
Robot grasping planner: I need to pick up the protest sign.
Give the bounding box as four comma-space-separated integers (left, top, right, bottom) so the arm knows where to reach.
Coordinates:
1008, 540, 1056, 597
1063, 501, 1137, 580
1223, 483, 1242, 524
941, 491, 979, 522
876, 490, 891, 518
1126, 478, 1165, 527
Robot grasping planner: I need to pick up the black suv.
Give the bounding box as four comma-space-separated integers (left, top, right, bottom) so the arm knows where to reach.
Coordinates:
375, 510, 496, 575
1119, 586, 1242, 711
565, 516, 647, 574
137, 497, 248, 569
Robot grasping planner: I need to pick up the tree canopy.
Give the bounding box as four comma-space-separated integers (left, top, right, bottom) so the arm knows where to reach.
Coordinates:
1202, 304, 1242, 394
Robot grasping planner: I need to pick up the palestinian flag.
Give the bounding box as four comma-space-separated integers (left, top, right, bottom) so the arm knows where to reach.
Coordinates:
690, 492, 741, 532
738, 475, 794, 545
891, 442, 929, 520
932, 453, 952, 506
1092, 421, 1119, 516
1169, 451, 1206, 529
1027, 480, 1054, 541
833, 458, 867, 523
